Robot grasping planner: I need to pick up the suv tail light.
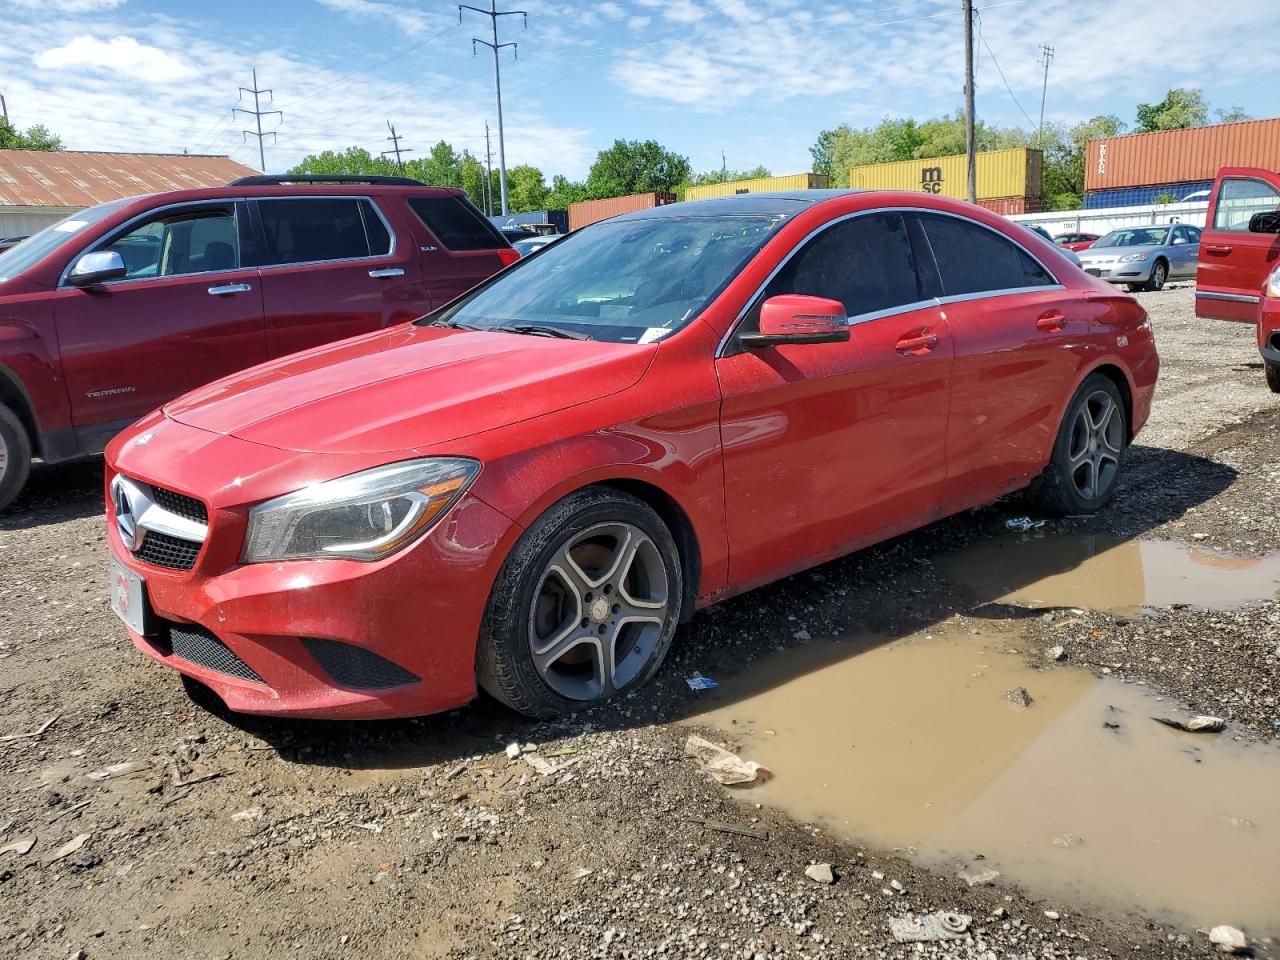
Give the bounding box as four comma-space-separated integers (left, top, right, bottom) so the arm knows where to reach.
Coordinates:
497, 248, 520, 266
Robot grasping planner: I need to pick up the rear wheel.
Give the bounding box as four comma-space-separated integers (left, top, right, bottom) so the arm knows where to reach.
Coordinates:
0, 403, 32, 512
1029, 373, 1128, 515
1266, 359, 1280, 394
1143, 259, 1168, 292
477, 487, 682, 718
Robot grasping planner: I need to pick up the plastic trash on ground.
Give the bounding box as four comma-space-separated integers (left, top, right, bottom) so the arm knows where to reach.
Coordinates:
683, 735, 771, 786
685, 672, 718, 691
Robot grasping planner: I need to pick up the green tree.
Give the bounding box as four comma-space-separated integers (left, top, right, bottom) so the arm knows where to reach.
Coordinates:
1039, 114, 1125, 210
506, 164, 549, 212
585, 139, 691, 198
1216, 106, 1251, 124
1135, 88, 1209, 132
458, 152, 490, 212
544, 174, 589, 210
288, 146, 394, 176
688, 165, 772, 186
0, 118, 63, 150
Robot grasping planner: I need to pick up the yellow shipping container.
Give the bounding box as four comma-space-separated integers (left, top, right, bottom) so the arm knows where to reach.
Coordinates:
685, 172, 829, 201
848, 148, 1042, 202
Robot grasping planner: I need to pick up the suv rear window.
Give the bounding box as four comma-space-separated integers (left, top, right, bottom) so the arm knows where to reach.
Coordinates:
257, 198, 391, 265
408, 195, 507, 251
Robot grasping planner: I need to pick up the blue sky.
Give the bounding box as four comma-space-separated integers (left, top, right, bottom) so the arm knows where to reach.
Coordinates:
1, 0, 1275, 182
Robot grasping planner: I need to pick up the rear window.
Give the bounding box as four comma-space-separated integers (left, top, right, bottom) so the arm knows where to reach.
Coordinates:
409, 195, 507, 251
257, 198, 390, 266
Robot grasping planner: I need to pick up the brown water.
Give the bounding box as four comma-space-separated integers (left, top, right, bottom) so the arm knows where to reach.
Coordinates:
695, 624, 1280, 934
937, 535, 1280, 615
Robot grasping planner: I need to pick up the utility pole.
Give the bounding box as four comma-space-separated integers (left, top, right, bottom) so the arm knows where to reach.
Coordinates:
963, 0, 976, 204
382, 120, 413, 172
721, 151, 727, 180
484, 121, 495, 216
459, 1, 527, 215
234, 69, 282, 172
1036, 44, 1055, 150
0, 92, 8, 123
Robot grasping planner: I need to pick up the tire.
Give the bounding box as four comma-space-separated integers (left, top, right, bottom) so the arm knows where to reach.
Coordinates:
1143, 259, 1168, 292
0, 403, 32, 513
1029, 373, 1128, 516
1266, 359, 1280, 394
1125, 284, 1145, 293
477, 487, 683, 718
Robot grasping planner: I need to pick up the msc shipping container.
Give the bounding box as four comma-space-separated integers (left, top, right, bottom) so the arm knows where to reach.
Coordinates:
1085, 117, 1280, 192
848, 148, 1042, 202
1083, 181, 1214, 210
684, 172, 829, 201
568, 192, 677, 231
489, 209, 568, 234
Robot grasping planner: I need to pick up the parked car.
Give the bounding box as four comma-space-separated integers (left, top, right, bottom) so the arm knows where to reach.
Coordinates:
0, 236, 26, 254
0, 174, 517, 510
1076, 224, 1201, 292
1053, 232, 1100, 252
1022, 225, 1082, 266
105, 189, 1157, 720
512, 235, 559, 257
1193, 166, 1280, 391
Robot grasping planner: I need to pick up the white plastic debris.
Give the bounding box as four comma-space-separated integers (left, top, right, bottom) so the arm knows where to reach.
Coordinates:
1209, 925, 1248, 954
685, 672, 718, 691
683, 735, 772, 786
888, 912, 972, 943
1005, 516, 1046, 532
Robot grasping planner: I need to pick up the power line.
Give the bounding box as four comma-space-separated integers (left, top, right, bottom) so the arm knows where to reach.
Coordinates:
234, 69, 283, 172
459, 1, 527, 216
975, 12, 1036, 130
381, 120, 414, 171
1037, 43, 1054, 148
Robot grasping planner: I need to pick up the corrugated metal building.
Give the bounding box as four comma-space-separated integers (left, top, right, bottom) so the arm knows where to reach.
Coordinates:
0, 150, 258, 236
569, 192, 677, 231
684, 173, 828, 201
848, 148, 1042, 207
1085, 118, 1280, 209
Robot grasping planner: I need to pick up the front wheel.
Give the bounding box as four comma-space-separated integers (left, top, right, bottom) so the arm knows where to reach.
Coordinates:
1266, 359, 1280, 394
477, 487, 683, 718
0, 403, 32, 512
1143, 260, 1168, 292
1029, 374, 1128, 515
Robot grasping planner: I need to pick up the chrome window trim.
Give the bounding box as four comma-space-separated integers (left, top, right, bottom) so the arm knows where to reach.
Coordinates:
252, 194, 397, 272
58, 197, 247, 289
716, 205, 1062, 358
1195, 291, 1260, 304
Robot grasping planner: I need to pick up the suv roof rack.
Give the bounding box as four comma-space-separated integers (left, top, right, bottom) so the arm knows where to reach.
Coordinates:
228, 174, 427, 187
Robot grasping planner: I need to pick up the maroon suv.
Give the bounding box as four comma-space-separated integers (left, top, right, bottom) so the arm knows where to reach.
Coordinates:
0, 174, 517, 509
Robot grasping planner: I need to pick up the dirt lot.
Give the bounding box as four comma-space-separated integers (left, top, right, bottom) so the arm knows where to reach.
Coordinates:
1, 283, 1277, 959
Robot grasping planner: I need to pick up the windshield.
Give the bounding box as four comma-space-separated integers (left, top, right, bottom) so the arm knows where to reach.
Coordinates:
0, 200, 128, 282
1096, 227, 1169, 248
430, 214, 786, 344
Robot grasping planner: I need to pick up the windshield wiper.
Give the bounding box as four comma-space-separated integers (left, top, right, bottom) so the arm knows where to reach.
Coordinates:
493, 323, 593, 341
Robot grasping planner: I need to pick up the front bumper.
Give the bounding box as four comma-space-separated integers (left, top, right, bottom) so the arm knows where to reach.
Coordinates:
1080, 260, 1153, 283
1259, 296, 1280, 364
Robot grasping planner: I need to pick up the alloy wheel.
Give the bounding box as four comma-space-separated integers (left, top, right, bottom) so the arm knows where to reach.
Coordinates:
1150, 262, 1167, 290
1067, 389, 1123, 501
528, 521, 670, 701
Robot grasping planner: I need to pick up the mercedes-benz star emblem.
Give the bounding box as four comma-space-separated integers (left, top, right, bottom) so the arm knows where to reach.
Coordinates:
111, 478, 143, 550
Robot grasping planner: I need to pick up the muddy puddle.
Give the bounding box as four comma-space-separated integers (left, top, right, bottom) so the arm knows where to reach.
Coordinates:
695, 623, 1280, 934
937, 535, 1280, 615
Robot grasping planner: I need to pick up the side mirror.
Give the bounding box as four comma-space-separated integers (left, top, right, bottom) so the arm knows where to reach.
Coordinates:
1248, 211, 1280, 234
68, 250, 126, 287
1171, 237, 1187, 245
740, 294, 850, 349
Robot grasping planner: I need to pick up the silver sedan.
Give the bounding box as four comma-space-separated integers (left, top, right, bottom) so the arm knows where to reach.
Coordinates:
1076, 224, 1201, 292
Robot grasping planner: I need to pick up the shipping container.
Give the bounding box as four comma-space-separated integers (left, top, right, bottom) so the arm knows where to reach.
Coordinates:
568, 192, 677, 231
488, 209, 568, 235
1085, 117, 1280, 192
684, 173, 829, 202
976, 196, 1043, 215
848, 148, 1042, 202
1083, 181, 1214, 209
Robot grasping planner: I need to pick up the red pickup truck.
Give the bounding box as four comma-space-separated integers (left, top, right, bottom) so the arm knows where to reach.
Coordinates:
0, 175, 517, 509
1194, 166, 1280, 391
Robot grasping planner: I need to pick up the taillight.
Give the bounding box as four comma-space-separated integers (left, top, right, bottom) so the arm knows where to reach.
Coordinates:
497, 248, 520, 266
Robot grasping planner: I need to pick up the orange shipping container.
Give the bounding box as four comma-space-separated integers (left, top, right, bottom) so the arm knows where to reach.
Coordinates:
976, 196, 1042, 215
1085, 118, 1280, 192
568, 192, 677, 231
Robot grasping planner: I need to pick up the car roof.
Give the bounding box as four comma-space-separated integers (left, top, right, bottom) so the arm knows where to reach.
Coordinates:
612, 189, 862, 221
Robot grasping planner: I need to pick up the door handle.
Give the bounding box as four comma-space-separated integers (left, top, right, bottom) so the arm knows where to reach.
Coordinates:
1205, 244, 1234, 255
1036, 310, 1065, 332
208, 283, 252, 296
368, 267, 405, 278
895, 332, 938, 355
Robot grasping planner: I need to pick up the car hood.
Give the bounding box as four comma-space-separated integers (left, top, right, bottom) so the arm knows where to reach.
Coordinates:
164, 324, 655, 454
1078, 245, 1160, 260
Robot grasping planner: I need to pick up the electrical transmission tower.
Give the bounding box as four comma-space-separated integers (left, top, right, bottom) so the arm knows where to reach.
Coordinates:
1036, 44, 1055, 150
234, 70, 282, 172
382, 120, 414, 172
459, 1, 527, 216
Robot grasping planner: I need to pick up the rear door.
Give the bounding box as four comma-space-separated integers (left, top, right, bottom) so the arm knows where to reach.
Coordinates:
253, 195, 423, 358
403, 194, 514, 309
1168, 225, 1200, 278
1196, 170, 1280, 321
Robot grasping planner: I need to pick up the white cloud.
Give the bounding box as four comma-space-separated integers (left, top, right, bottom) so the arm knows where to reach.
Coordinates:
313, 0, 439, 36
34, 34, 195, 83
11, 0, 124, 10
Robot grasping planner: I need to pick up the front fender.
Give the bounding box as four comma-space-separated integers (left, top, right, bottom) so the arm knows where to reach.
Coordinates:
0, 310, 70, 454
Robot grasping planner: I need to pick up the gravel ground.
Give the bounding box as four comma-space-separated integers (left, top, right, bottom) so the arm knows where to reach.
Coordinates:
1, 284, 1277, 959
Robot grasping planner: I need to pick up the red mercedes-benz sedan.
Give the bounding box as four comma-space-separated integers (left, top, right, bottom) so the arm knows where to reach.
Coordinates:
104, 190, 1158, 720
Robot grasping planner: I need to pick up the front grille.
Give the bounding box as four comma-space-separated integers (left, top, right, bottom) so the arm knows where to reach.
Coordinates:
135, 531, 202, 571
302, 637, 419, 690
169, 623, 264, 684
150, 486, 208, 524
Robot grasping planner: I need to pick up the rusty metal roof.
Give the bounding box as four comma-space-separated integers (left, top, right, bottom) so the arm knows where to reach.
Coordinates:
0, 150, 259, 208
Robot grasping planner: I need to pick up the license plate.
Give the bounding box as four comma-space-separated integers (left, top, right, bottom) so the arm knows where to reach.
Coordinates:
1085, 267, 1102, 277
109, 553, 152, 635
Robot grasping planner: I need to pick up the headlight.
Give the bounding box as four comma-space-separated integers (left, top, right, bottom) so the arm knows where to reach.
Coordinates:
1266, 264, 1280, 299
243, 458, 480, 563
1119, 252, 1149, 263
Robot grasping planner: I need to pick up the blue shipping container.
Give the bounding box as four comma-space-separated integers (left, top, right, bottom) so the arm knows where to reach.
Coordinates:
1084, 181, 1214, 209
489, 209, 568, 234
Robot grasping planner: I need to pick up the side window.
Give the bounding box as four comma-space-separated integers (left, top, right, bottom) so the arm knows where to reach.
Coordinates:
101, 207, 239, 280
755, 212, 927, 321
916, 213, 1053, 297
360, 201, 393, 256
1185, 225, 1202, 243
1213, 178, 1280, 232
257, 198, 373, 265
408, 195, 507, 251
